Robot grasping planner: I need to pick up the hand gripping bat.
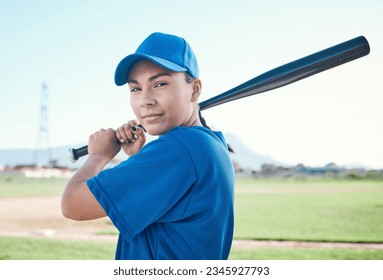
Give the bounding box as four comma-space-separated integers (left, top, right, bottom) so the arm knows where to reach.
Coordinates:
68, 36, 370, 163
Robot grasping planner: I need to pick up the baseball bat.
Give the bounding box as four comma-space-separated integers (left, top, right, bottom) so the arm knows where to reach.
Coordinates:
68, 35, 370, 163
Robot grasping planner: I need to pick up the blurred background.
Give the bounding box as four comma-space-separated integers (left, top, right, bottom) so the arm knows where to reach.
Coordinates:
0, 0, 382, 170
0, 0, 382, 260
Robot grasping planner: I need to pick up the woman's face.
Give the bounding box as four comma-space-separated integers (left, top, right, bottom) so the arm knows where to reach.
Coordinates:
128, 59, 201, 135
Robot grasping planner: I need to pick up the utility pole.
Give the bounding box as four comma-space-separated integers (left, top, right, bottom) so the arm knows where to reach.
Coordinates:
33, 82, 52, 167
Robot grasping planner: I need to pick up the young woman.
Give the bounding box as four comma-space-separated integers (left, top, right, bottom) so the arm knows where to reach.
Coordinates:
61, 32, 235, 260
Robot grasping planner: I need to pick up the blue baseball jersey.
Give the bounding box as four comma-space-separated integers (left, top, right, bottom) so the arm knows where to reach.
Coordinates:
87, 126, 235, 260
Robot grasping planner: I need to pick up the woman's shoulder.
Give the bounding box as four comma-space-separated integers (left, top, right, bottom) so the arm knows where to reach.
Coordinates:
164, 126, 227, 149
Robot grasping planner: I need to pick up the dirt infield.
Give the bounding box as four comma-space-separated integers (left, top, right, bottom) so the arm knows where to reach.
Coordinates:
0, 196, 115, 240
1, 196, 383, 250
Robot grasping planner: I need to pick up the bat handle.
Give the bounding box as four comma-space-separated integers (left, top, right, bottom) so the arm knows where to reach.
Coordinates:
67, 145, 88, 163
67, 125, 146, 163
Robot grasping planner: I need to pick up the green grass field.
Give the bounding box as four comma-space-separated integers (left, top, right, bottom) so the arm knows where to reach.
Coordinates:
0, 236, 115, 260
234, 178, 383, 243
1, 174, 382, 259
1, 235, 382, 260
0, 175, 66, 197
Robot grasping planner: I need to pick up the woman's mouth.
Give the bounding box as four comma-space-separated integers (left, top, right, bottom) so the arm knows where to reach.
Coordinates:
142, 113, 163, 123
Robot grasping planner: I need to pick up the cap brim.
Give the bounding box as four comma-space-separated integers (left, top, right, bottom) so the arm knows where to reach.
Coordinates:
114, 54, 188, 86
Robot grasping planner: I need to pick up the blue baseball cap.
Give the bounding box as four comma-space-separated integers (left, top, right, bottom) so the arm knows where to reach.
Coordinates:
114, 32, 199, 86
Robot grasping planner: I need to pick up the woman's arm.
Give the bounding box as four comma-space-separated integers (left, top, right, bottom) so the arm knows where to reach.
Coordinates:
61, 155, 109, 220
61, 128, 120, 221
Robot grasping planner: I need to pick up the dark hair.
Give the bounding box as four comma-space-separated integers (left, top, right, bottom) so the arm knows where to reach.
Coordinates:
185, 73, 234, 153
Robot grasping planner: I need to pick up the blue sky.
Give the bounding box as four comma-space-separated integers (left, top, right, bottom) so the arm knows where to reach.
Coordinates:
1, 0, 382, 168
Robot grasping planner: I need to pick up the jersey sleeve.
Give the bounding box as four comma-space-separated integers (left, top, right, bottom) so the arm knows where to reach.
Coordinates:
87, 136, 196, 241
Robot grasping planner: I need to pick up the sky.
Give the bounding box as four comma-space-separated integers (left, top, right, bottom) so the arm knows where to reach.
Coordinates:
0, 0, 382, 169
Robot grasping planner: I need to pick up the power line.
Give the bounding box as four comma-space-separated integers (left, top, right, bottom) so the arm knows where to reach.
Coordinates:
33, 82, 52, 166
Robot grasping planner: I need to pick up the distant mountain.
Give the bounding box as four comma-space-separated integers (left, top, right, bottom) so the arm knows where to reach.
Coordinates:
0, 145, 88, 168
0, 133, 282, 170
224, 133, 283, 170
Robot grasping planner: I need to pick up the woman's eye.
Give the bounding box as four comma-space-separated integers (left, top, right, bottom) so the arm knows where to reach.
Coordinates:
155, 82, 167, 88
130, 87, 141, 93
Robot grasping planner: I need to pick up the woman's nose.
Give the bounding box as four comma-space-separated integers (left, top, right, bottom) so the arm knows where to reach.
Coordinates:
140, 90, 156, 107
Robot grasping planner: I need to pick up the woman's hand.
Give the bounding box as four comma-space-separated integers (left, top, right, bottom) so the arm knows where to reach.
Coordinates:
115, 120, 146, 156
88, 128, 121, 163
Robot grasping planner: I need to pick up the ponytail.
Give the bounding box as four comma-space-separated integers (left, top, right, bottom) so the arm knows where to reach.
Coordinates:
199, 109, 234, 153
185, 72, 234, 153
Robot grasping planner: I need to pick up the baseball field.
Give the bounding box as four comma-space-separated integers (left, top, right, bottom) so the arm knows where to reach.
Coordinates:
0, 174, 382, 260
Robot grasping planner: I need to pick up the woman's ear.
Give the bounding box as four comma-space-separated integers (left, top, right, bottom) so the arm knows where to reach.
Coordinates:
191, 79, 202, 102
